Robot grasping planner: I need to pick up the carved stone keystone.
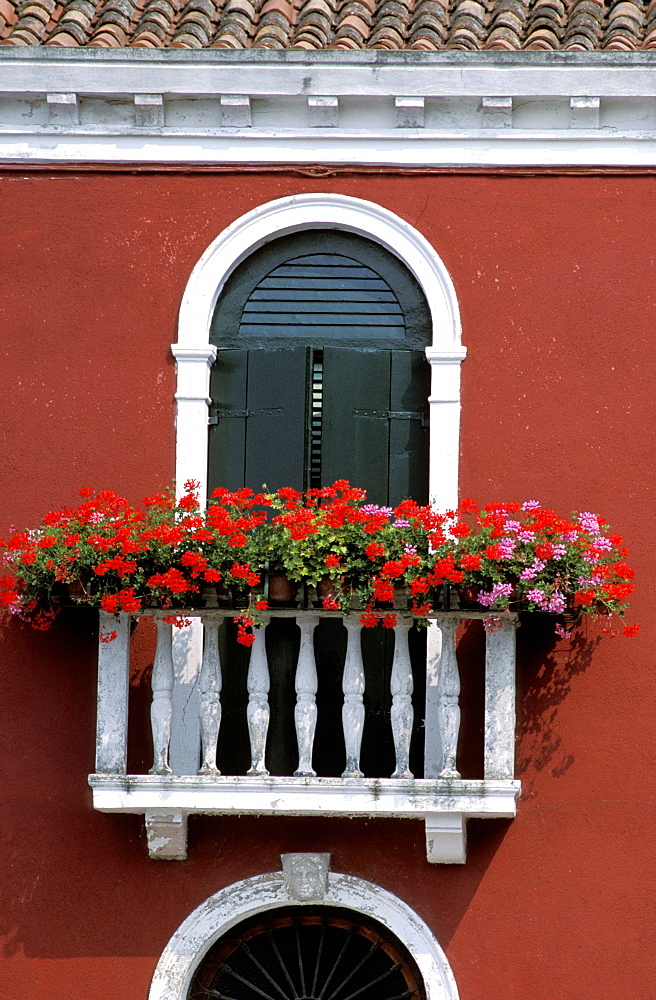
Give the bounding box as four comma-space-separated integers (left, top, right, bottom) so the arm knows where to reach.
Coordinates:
281, 853, 331, 901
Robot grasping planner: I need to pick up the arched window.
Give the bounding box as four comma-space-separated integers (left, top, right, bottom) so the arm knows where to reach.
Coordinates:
148, 868, 460, 1000
208, 229, 431, 505
171, 194, 465, 789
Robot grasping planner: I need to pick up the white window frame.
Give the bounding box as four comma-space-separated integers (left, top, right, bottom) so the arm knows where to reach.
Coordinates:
172, 192, 465, 515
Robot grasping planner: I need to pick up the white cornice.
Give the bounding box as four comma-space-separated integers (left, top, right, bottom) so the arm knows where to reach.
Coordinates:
2, 50, 656, 167
2, 49, 656, 97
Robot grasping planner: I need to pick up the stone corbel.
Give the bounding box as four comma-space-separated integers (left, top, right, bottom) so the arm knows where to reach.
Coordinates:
145, 810, 188, 860
425, 813, 466, 864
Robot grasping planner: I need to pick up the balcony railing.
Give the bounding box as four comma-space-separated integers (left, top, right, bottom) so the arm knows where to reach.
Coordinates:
89, 606, 520, 863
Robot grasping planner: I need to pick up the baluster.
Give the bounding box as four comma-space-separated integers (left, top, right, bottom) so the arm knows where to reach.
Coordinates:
435, 614, 461, 778
247, 615, 270, 776
484, 616, 518, 779
342, 615, 365, 778
294, 614, 320, 777
391, 617, 414, 779
149, 617, 174, 775
198, 618, 222, 775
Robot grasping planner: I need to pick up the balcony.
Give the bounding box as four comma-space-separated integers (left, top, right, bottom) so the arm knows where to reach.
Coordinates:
89, 606, 520, 863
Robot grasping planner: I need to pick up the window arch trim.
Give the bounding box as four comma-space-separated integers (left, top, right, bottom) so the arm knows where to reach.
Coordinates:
148, 870, 460, 1000
172, 193, 465, 514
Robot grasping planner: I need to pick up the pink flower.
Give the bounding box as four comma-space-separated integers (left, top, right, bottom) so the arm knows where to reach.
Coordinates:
579, 512, 601, 533
498, 538, 516, 558
548, 592, 566, 613
527, 588, 548, 609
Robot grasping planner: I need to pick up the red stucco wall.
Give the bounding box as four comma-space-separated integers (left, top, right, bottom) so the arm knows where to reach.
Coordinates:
0, 169, 654, 1000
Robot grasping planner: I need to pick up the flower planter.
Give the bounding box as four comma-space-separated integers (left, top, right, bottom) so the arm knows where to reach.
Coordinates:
313, 574, 338, 609
455, 585, 481, 610
267, 573, 298, 606
0, 482, 636, 640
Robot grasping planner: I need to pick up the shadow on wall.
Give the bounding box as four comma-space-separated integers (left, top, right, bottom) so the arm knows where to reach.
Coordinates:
515, 614, 600, 787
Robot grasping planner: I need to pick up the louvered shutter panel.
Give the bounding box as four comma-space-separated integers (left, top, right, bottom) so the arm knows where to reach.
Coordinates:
239, 253, 405, 341
321, 348, 392, 503
208, 350, 248, 492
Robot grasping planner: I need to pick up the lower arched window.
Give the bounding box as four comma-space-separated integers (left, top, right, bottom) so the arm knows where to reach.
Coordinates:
148, 869, 459, 1000
189, 905, 426, 1000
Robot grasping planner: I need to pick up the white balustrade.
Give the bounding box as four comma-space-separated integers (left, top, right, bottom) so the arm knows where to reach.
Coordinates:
90, 607, 521, 864
246, 615, 270, 776
198, 618, 222, 775
390, 617, 414, 779
342, 615, 365, 778
149, 617, 174, 775
294, 614, 320, 777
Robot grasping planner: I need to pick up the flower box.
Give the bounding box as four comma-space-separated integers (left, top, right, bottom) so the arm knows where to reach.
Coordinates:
0, 482, 637, 644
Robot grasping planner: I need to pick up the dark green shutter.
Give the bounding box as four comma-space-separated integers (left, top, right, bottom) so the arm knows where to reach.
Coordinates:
208, 348, 307, 494
208, 350, 248, 491
389, 351, 430, 506
321, 348, 429, 505
322, 348, 392, 503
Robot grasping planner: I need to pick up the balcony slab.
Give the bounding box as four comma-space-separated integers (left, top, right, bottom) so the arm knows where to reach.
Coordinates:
89, 774, 520, 862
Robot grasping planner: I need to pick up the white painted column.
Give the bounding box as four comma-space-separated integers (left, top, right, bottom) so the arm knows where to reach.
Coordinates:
484, 617, 518, 779
198, 618, 222, 775
425, 348, 466, 514
149, 617, 174, 775
170, 343, 217, 776
342, 615, 365, 778
171, 343, 216, 509
246, 616, 270, 776
294, 614, 320, 778
95, 610, 130, 774
434, 614, 461, 778
391, 617, 414, 779
170, 622, 202, 775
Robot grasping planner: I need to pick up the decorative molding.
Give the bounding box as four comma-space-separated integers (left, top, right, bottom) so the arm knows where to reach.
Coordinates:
308, 95, 339, 127
2, 51, 656, 167
46, 92, 78, 126
89, 772, 520, 816
570, 96, 600, 129
148, 868, 461, 1000
220, 94, 251, 127
425, 813, 467, 865
481, 96, 512, 128
3, 129, 656, 169
134, 94, 164, 128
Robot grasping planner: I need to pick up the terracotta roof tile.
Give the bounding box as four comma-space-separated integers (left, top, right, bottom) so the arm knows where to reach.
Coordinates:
1, 0, 654, 48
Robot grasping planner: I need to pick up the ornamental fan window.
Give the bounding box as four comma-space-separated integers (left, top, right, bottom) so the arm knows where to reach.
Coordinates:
189, 906, 426, 1000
